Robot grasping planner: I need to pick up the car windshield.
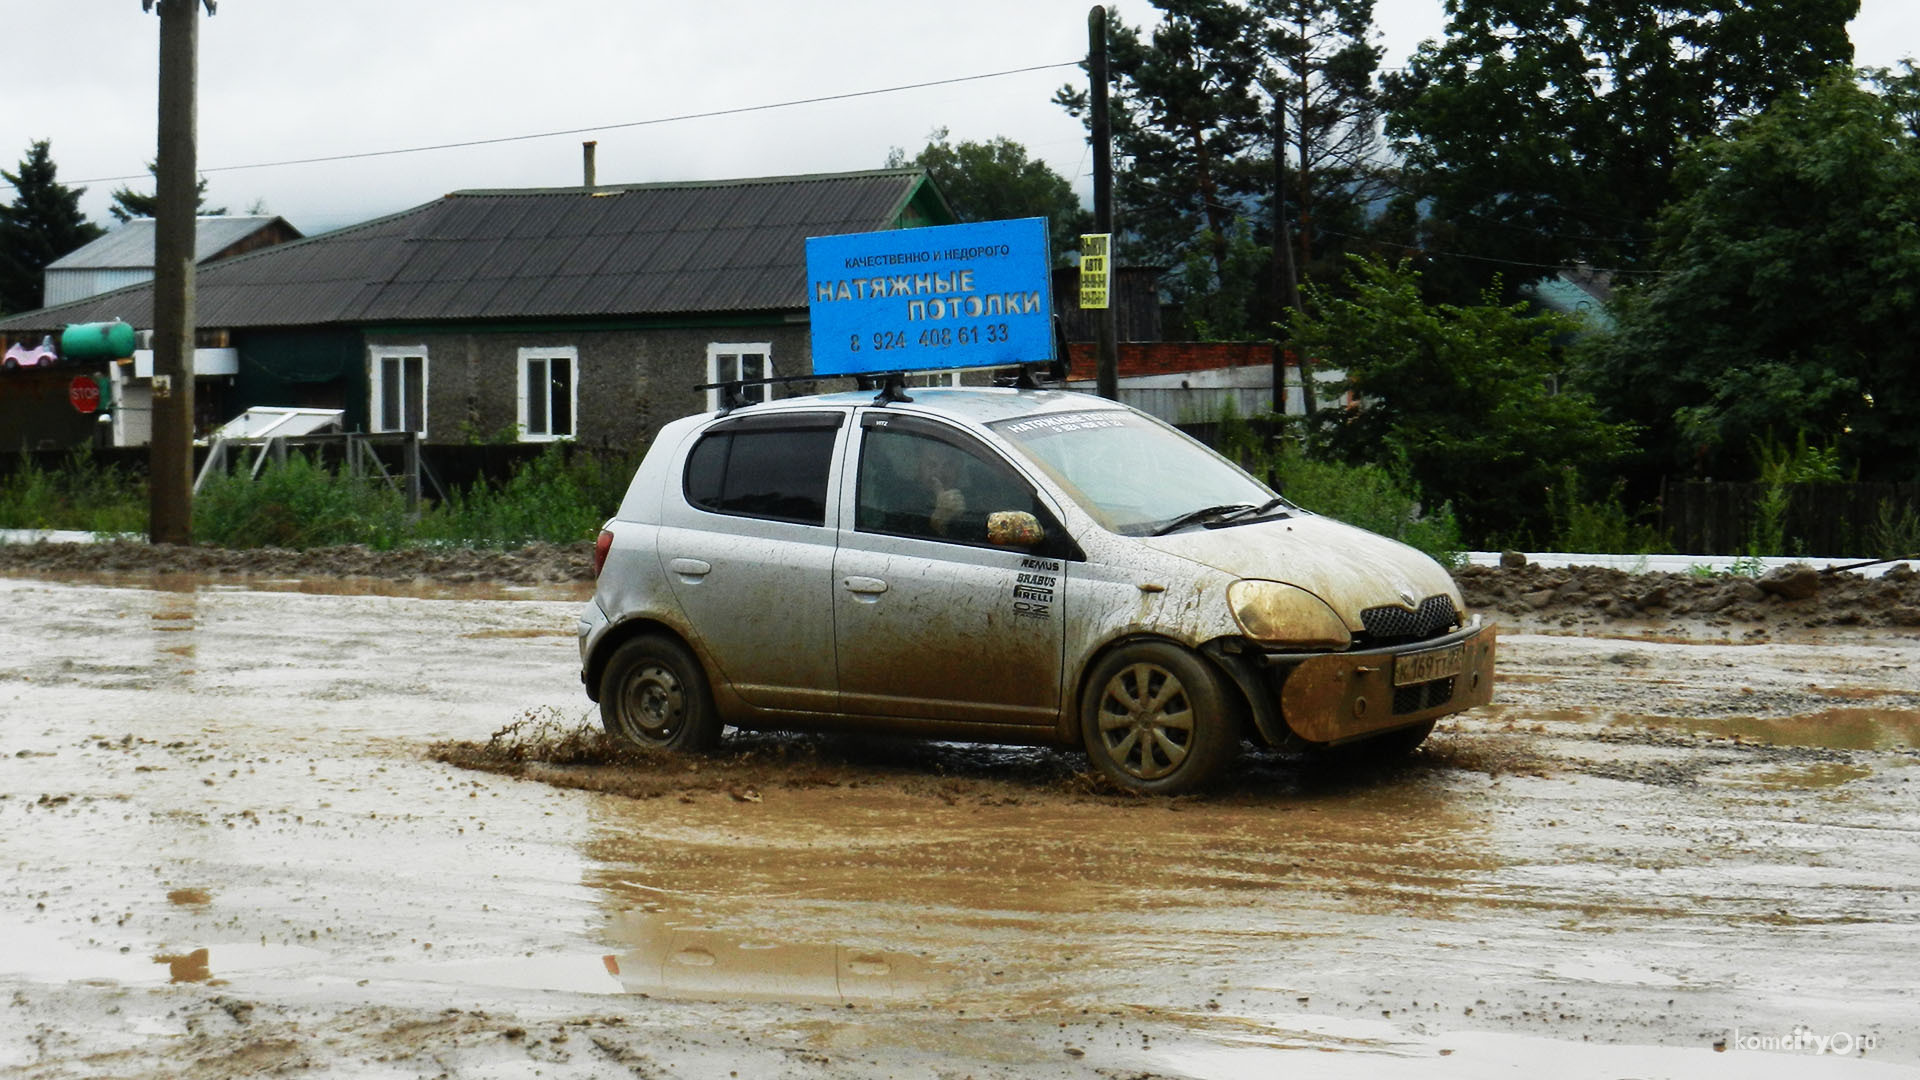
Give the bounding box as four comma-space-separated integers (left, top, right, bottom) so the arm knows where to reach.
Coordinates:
988, 409, 1281, 536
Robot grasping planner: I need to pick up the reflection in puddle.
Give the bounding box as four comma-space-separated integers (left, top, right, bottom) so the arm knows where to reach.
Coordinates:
1742, 761, 1874, 789
1612, 708, 1920, 751
155, 948, 211, 984
600, 910, 949, 1004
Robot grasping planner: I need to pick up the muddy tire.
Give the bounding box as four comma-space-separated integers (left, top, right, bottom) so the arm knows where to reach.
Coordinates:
1080, 642, 1240, 795
598, 635, 721, 753
1314, 719, 1436, 763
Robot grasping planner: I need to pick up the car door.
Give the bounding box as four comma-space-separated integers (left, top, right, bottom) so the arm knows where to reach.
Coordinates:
832, 411, 1070, 726
656, 410, 845, 713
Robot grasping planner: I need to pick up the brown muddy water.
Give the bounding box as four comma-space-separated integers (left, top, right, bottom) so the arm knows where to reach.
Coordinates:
1, 574, 1917, 1078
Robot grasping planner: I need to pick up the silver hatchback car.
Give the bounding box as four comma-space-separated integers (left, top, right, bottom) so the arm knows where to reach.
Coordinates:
579, 387, 1495, 794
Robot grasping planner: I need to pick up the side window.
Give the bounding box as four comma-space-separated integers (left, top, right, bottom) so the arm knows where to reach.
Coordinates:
856, 425, 1043, 545
368, 346, 427, 436
682, 423, 837, 526
705, 342, 773, 411
517, 346, 577, 441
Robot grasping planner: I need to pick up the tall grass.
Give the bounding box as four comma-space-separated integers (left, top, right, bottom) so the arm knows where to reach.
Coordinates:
1, 443, 636, 549
0, 447, 147, 534
414, 444, 630, 547
194, 453, 411, 549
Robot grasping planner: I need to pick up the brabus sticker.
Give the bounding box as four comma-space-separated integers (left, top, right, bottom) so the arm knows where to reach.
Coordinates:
1013, 557, 1061, 620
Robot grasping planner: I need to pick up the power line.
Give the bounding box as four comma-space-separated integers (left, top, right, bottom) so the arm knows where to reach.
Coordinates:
6, 60, 1082, 193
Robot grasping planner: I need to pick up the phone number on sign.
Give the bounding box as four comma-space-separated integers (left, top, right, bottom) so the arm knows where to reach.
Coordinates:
853, 324, 1013, 353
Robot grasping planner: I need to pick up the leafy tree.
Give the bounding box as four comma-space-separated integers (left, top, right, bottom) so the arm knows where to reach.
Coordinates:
1383, 0, 1858, 291
1256, 0, 1386, 278
1055, 1, 1266, 281
0, 140, 104, 315
886, 131, 1089, 263
1588, 72, 1920, 482
1287, 256, 1633, 543
108, 160, 226, 222
1057, 1, 1391, 337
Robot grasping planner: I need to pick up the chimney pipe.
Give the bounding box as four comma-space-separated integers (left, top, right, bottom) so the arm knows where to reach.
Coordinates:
583, 141, 597, 188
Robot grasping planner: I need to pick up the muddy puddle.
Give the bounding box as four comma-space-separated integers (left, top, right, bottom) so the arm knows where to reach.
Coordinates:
2, 578, 1917, 1077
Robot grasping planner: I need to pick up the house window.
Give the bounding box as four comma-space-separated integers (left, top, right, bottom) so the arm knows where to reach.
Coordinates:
518, 347, 577, 441
706, 342, 773, 411
369, 346, 428, 436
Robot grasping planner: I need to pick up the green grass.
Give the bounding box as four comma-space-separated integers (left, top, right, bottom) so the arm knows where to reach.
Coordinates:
1, 443, 636, 550
0, 447, 148, 534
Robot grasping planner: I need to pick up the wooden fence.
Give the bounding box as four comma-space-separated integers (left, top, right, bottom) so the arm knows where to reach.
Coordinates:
1661, 480, 1920, 556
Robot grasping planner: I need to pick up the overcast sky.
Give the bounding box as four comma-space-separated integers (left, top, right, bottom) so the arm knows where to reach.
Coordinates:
4, 1, 1915, 237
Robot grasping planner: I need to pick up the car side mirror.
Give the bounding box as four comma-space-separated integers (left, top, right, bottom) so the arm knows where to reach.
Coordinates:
986, 510, 1045, 547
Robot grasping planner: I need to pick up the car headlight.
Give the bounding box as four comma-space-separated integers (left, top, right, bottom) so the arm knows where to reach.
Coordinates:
1226, 579, 1352, 649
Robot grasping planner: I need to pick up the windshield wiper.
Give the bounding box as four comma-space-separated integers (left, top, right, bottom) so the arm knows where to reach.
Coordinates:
1149, 503, 1256, 537
1215, 497, 1290, 524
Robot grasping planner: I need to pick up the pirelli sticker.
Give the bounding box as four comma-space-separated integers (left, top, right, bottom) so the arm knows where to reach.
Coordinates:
1013, 557, 1061, 620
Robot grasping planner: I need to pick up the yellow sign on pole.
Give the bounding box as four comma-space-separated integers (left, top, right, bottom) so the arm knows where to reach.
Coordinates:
1079, 233, 1111, 310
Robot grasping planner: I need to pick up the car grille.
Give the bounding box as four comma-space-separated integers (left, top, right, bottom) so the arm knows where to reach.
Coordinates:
1360, 595, 1460, 643
1394, 676, 1457, 715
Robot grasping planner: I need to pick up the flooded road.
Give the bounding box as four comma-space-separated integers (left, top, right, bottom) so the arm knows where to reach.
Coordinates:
1, 573, 1916, 1078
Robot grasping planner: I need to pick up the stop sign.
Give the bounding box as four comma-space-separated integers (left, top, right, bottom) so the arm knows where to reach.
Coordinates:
69, 375, 101, 414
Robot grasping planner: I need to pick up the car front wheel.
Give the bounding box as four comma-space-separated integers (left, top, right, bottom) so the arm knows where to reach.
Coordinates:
598, 635, 721, 753
1080, 642, 1240, 795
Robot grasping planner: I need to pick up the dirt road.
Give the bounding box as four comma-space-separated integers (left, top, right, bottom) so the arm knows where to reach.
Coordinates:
2, 569, 1916, 1078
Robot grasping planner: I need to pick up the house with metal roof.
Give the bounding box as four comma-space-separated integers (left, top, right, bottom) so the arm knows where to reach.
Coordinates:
0, 169, 953, 450
42, 215, 304, 307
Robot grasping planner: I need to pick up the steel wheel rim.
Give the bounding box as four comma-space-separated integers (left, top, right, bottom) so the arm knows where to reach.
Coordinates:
619, 662, 685, 742
1094, 661, 1194, 781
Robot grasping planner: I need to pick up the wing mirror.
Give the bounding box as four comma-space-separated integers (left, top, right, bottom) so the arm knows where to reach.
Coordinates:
987, 510, 1045, 547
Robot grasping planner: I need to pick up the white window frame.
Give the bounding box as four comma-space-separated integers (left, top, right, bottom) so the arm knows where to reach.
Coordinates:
368, 345, 429, 437
705, 341, 774, 412
516, 346, 579, 442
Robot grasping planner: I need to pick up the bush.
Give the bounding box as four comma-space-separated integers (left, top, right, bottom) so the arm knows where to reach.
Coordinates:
193, 452, 410, 549
414, 444, 631, 547
1544, 466, 1667, 554
0, 447, 147, 534
1213, 401, 1465, 566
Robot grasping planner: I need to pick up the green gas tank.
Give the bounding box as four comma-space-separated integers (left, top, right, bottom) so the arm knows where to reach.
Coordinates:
59, 320, 137, 361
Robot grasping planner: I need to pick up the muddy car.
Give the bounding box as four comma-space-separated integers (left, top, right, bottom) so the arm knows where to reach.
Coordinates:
579, 388, 1494, 794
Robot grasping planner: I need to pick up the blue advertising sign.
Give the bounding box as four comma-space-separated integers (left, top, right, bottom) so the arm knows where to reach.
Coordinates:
806, 217, 1053, 376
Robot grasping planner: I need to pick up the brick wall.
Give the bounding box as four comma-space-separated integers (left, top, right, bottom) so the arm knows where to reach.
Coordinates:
1064, 341, 1278, 381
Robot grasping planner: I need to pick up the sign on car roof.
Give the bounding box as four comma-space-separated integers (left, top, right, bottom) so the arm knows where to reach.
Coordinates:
805, 218, 1053, 377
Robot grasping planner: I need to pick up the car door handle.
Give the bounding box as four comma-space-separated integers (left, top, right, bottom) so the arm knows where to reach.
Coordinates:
842, 576, 888, 595
667, 558, 712, 577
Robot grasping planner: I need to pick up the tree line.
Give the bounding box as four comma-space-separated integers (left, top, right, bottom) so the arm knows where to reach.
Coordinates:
905, 0, 1916, 548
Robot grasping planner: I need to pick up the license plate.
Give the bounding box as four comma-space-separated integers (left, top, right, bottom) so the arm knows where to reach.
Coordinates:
1394, 644, 1463, 687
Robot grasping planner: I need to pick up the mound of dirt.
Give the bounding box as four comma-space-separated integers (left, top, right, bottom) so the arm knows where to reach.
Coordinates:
5, 538, 1917, 629
1453, 561, 1920, 631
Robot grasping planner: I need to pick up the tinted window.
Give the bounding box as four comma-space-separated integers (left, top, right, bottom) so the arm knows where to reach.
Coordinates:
683, 427, 836, 526
856, 426, 1043, 545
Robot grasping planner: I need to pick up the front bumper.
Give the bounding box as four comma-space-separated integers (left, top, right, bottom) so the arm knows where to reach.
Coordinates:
1259, 618, 1497, 745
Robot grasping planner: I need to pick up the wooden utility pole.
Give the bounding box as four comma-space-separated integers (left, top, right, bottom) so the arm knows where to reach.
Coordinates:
148, 0, 209, 545
1089, 6, 1119, 401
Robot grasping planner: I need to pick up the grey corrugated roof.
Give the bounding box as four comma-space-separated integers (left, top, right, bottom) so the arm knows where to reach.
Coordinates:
1, 170, 940, 334
44, 216, 299, 270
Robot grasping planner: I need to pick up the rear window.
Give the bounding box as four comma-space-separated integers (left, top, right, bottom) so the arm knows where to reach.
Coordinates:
682, 421, 839, 526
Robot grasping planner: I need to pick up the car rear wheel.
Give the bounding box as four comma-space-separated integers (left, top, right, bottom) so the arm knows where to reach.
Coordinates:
599, 635, 720, 753
1080, 642, 1240, 795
